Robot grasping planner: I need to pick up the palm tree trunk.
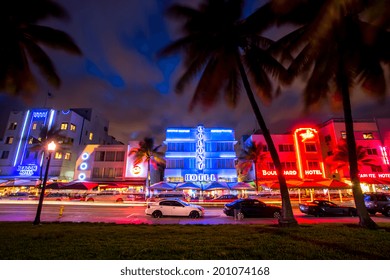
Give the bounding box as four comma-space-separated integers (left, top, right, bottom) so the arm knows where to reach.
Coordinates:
147, 159, 151, 198
236, 55, 297, 227
254, 161, 259, 192
338, 61, 377, 229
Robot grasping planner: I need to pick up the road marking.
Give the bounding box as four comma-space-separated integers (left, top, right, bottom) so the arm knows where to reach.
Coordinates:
126, 214, 136, 218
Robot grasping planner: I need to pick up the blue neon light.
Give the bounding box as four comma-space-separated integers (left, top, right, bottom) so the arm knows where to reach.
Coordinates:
166, 129, 190, 133
165, 155, 195, 158
48, 109, 55, 130
211, 129, 232, 133
14, 110, 30, 166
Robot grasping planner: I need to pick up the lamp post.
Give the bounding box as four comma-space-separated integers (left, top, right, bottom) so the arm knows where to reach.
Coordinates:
33, 141, 56, 225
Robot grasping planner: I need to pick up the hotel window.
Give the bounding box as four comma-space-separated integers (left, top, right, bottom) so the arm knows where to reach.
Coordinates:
307, 161, 319, 169
92, 167, 102, 178
64, 152, 71, 160
89, 132, 93, 141
341, 131, 347, 139
267, 162, 276, 170
371, 166, 383, 172
28, 137, 34, 144
103, 168, 115, 178
116, 151, 125, 161
6, 137, 14, 144
305, 143, 317, 152
8, 122, 17, 130
32, 123, 37, 130
366, 148, 378, 155
105, 151, 116, 161
279, 144, 294, 152
115, 168, 123, 177
166, 159, 184, 168
1, 151, 9, 159
363, 133, 374, 139
54, 152, 62, 159
70, 124, 76, 131
281, 162, 297, 169
60, 122, 68, 130
95, 151, 105, 161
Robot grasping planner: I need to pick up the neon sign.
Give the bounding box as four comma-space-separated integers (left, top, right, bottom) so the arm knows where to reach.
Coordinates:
32, 111, 48, 119
299, 129, 316, 142
132, 165, 141, 175
185, 174, 216, 182
304, 170, 322, 175
16, 164, 39, 176
381, 146, 389, 165
359, 173, 390, 179
196, 125, 205, 170
261, 170, 298, 176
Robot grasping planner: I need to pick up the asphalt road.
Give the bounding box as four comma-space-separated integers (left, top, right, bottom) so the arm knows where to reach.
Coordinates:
0, 200, 389, 225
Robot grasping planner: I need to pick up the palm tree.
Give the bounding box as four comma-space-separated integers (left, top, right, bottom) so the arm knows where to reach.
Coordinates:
267, 0, 390, 228
29, 125, 67, 185
159, 0, 297, 226
129, 137, 166, 197
237, 141, 269, 191
0, 0, 82, 99
326, 139, 378, 173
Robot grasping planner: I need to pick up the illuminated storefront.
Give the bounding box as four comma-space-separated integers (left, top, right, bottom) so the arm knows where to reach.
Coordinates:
164, 125, 238, 185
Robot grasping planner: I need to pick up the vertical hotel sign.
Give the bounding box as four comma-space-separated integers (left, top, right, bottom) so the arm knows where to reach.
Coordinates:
293, 127, 325, 179
196, 125, 205, 171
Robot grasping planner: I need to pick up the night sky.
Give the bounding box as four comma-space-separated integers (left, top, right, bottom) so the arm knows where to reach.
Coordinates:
1, 0, 389, 144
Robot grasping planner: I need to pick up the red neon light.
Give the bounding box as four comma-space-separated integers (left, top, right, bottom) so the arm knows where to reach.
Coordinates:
299, 129, 315, 142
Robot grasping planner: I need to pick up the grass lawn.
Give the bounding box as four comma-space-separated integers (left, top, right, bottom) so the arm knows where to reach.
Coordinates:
0, 222, 389, 260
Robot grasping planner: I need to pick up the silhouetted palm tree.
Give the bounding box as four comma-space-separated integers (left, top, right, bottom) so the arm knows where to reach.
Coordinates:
129, 138, 165, 197
237, 141, 269, 191
0, 0, 82, 99
29, 125, 66, 185
326, 139, 378, 173
267, 0, 390, 228
159, 0, 297, 226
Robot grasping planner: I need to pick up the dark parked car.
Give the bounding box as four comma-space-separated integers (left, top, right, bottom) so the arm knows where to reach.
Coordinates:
363, 193, 390, 216
223, 199, 281, 219
211, 194, 238, 202
299, 200, 357, 217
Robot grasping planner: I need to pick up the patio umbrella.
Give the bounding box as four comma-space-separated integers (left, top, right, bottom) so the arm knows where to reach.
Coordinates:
296, 180, 327, 188
176, 182, 201, 190
269, 180, 301, 189
319, 179, 351, 189
229, 182, 256, 190
203, 181, 229, 191
149, 181, 176, 190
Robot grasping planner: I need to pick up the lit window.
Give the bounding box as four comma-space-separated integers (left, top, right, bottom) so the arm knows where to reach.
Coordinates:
363, 133, 374, 139
341, 132, 346, 139
64, 152, 71, 160
70, 124, 76, 131
6, 137, 14, 144
32, 123, 37, 130
89, 132, 93, 141
54, 152, 62, 159
28, 137, 34, 144
60, 122, 68, 130
8, 122, 17, 130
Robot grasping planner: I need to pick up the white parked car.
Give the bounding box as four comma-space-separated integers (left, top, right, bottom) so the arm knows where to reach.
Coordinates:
85, 191, 127, 203
145, 199, 204, 218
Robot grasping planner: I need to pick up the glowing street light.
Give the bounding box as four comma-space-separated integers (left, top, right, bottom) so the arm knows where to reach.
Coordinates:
33, 141, 56, 225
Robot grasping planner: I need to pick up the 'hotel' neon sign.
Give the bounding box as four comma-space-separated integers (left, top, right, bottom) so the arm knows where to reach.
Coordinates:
196, 125, 205, 170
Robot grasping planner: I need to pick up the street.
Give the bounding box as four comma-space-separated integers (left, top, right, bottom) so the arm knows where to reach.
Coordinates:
0, 200, 389, 225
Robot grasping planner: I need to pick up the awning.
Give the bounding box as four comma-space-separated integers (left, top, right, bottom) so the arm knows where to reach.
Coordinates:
0, 179, 40, 187
150, 181, 176, 190
229, 182, 256, 190
203, 181, 229, 190
319, 179, 351, 189
61, 181, 98, 190
176, 182, 201, 190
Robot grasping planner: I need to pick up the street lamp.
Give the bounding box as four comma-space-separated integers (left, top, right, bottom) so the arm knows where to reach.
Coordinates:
33, 141, 56, 225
